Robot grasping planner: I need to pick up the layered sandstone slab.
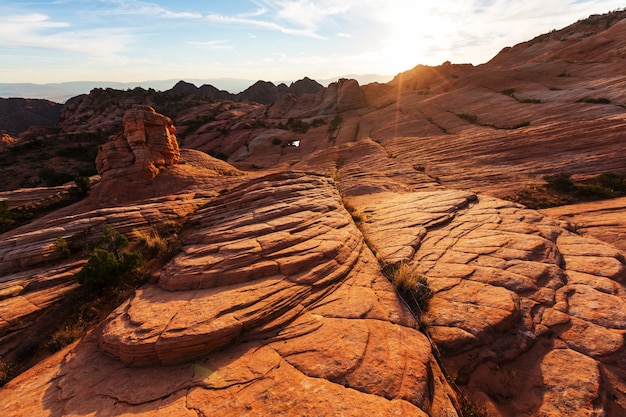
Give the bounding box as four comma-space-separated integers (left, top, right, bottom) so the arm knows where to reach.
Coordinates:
1, 172, 458, 416
349, 190, 626, 416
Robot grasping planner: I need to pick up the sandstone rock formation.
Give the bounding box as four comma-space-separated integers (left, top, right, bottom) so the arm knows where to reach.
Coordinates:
1, 9, 626, 417
0, 133, 14, 150
96, 105, 179, 180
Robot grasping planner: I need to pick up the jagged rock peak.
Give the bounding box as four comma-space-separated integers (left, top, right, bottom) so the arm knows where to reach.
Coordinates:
95, 105, 180, 180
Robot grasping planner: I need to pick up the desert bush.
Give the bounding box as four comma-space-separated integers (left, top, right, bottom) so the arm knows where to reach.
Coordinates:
387, 263, 433, 316
48, 321, 87, 351
575, 184, 612, 199
76, 225, 143, 292
68, 176, 91, 198
577, 97, 611, 104
272, 138, 283, 146
55, 236, 70, 258
500, 88, 516, 96
543, 172, 575, 192
133, 222, 181, 260
595, 171, 625, 191
287, 118, 310, 133
0, 357, 11, 386
458, 392, 488, 417
0, 200, 15, 232
457, 113, 478, 124
342, 199, 364, 223
512, 121, 531, 129
520, 98, 541, 104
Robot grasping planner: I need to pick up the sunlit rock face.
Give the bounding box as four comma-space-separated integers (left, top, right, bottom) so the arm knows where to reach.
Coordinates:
96, 105, 180, 180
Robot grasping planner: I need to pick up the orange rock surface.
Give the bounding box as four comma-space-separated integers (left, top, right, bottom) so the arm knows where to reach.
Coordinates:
2, 10, 626, 417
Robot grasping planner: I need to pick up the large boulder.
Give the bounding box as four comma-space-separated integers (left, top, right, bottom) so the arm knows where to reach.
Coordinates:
96, 105, 180, 180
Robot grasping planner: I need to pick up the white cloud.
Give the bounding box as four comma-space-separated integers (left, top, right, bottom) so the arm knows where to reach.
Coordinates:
102, 0, 202, 19
204, 12, 326, 39
0, 13, 130, 59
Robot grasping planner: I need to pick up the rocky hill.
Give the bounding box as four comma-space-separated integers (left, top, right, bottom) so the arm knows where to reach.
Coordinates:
1, 9, 626, 417
0, 98, 62, 137
167, 76, 325, 104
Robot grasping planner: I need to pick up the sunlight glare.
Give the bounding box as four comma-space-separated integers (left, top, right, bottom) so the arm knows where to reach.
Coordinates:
378, 1, 456, 73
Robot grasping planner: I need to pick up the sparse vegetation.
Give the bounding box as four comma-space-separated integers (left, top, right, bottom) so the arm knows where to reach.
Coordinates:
133, 221, 181, 260
55, 236, 70, 258
272, 138, 283, 146
512, 121, 531, 129
0, 357, 11, 386
286, 118, 310, 133
383, 262, 433, 318
520, 98, 542, 104
577, 97, 611, 104
500, 88, 516, 96
0, 200, 36, 233
76, 225, 144, 293
342, 199, 365, 223
458, 392, 488, 417
510, 171, 626, 209
457, 113, 478, 124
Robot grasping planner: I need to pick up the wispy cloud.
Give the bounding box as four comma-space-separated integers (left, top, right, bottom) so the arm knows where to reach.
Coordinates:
204, 12, 326, 39
101, 0, 202, 19
0, 13, 130, 59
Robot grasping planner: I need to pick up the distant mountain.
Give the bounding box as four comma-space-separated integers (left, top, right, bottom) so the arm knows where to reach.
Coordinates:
0, 74, 391, 104
167, 77, 325, 105
0, 98, 62, 136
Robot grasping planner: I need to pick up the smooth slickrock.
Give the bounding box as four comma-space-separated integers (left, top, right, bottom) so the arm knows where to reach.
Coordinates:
1, 172, 458, 416
3, 11, 626, 417
541, 196, 626, 253
347, 190, 626, 416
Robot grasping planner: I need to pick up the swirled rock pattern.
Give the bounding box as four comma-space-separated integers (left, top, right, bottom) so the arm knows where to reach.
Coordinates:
349, 191, 626, 416
1, 172, 459, 416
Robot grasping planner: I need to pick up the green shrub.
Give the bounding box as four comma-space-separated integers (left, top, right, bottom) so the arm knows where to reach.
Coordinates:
595, 172, 625, 191
575, 184, 612, 199
577, 97, 611, 104
76, 248, 143, 292
543, 172, 575, 192
76, 225, 143, 292
55, 237, 70, 258
68, 176, 91, 198
0, 200, 15, 232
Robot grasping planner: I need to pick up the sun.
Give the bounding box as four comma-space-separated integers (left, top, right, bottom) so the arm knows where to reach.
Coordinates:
377, 2, 455, 73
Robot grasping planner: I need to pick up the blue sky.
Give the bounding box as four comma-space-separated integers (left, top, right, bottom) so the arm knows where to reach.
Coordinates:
1, 0, 624, 84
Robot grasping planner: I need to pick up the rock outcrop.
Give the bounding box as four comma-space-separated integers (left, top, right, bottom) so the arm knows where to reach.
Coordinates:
96, 105, 180, 180
0, 98, 62, 137
1, 9, 626, 417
